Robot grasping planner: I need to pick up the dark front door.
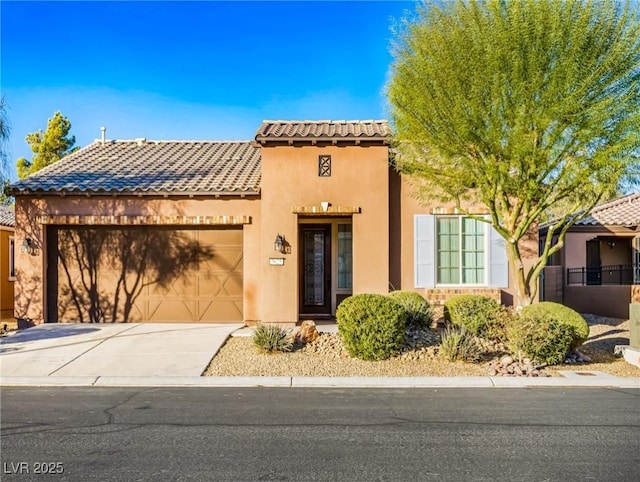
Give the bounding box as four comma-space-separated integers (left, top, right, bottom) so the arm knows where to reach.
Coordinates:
586, 239, 601, 285
299, 224, 332, 315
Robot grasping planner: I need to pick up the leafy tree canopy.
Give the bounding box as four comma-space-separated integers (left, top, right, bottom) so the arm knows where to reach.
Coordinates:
17, 111, 78, 179
387, 0, 640, 305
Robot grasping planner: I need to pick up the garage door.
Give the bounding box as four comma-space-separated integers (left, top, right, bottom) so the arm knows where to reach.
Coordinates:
47, 226, 243, 323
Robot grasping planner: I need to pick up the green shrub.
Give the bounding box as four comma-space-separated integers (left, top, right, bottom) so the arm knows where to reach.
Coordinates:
336, 294, 406, 361
387, 291, 433, 329
444, 295, 502, 339
506, 314, 574, 365
486, 306, 517, 343
252, 324, 293, 354
439, 326, 483, 362
520, 302, 589, 351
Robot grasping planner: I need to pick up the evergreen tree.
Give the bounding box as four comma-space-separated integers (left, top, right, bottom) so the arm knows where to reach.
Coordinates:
17, 111, 78, 178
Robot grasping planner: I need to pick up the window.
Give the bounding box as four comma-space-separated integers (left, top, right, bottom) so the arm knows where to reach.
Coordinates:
8, 236, 15, 280
414, 214, 507, 288
436, 216, 484, 284
337, 224, 352, 289
318, 155, 331, 177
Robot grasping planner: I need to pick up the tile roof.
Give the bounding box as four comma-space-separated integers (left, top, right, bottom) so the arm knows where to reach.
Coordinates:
0, 205, 15, 227
255, 120, 392, 141
575, 192, 640, 227
10, 140, 261, 196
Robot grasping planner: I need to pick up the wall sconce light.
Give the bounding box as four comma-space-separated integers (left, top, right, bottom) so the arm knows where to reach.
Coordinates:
21, 238, 35, 255
607, 241, 616, 249
274, 234, 285, 253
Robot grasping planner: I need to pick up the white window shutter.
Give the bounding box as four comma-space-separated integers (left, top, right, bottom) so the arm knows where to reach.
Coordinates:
489, 224, 509, 288
414, 215, 435, 288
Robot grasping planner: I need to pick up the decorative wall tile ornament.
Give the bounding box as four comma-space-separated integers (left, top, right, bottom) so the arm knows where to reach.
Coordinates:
318, 155, 331, 177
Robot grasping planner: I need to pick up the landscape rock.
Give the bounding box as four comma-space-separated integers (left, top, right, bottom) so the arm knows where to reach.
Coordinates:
488, 354, 550, 377
576, 351, 591, 362
564, 350, 593, 364
500, 355, 514, 366
303, 333, 350, 358
295, 320, 319, 344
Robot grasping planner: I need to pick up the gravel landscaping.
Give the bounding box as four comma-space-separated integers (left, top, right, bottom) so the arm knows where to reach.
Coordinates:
204, 313, 640, 378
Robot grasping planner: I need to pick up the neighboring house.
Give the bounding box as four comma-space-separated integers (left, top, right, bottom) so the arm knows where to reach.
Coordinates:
0, 205, 16, 320
540, 193, 640, 319
9, 120, 533, 325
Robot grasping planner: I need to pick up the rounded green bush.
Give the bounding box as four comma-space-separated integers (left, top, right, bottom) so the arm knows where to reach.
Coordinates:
336, 294, 406, 361
520, 302, 589, 351
506, 313, 574, 365
387, 291, 433, 329
444, 295, 502, 338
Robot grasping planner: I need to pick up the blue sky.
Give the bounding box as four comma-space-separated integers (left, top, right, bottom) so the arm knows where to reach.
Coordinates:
1, 0, 416, 180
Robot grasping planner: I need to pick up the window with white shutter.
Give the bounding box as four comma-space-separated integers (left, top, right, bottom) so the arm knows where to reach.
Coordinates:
414, 215, 508, 288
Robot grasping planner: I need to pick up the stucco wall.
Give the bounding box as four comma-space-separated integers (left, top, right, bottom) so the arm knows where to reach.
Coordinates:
600, 237, 634, 266
541, 266, 564, 303
14, 196, 261, 324
564, 285, 632, 319
1, 227, 15, 319
259, 144, 390, 323
564, 232, 591, 269
564, 231, 634, 269
397, 178, 538, 306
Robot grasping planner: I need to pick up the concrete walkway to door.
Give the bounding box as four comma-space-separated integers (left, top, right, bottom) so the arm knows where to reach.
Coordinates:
0, 323, 242, 378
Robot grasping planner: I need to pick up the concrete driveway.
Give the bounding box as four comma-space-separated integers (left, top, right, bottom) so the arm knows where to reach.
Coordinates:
0, 323, 242, 377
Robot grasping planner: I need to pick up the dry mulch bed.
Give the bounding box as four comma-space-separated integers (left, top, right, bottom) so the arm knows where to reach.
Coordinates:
545, 314, 640, 378
204, 314, 640, 378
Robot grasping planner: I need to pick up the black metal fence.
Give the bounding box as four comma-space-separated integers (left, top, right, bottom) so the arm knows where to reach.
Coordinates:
567, 264, 638, 286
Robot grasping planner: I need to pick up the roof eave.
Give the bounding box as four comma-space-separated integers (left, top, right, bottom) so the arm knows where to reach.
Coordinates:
254, 136, 391, 146
10, 189, 261, 198
540, 222, 639, 235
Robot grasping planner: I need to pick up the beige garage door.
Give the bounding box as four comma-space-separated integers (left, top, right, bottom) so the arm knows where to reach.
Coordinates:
48, 226, 243, 323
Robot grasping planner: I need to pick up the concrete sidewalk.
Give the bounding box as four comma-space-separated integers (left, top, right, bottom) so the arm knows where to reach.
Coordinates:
1, 323, 638, 388
1, 373, 639, 388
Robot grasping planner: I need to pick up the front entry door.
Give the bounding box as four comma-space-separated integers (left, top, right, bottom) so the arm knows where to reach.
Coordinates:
299, 224, 332, 315
586, 239, 601, 285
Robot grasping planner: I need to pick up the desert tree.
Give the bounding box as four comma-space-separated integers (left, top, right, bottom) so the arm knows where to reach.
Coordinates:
17, 111, 78, 178
387, 0, 640, 305
0, 95, 11, 205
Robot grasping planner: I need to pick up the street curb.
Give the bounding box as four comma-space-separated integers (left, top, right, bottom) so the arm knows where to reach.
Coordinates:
1, 375, 638, 389
290, 376, 494, 388
95, 376, 293, 387
0, 376, 100, 386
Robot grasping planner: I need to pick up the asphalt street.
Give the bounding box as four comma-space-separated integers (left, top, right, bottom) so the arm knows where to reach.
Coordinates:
1, 387, 639, 481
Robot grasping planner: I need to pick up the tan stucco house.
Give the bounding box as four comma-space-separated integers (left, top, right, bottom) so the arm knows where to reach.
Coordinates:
0, 205, 16, 321
10, 120, 526, 326
541, 192, 640, 319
